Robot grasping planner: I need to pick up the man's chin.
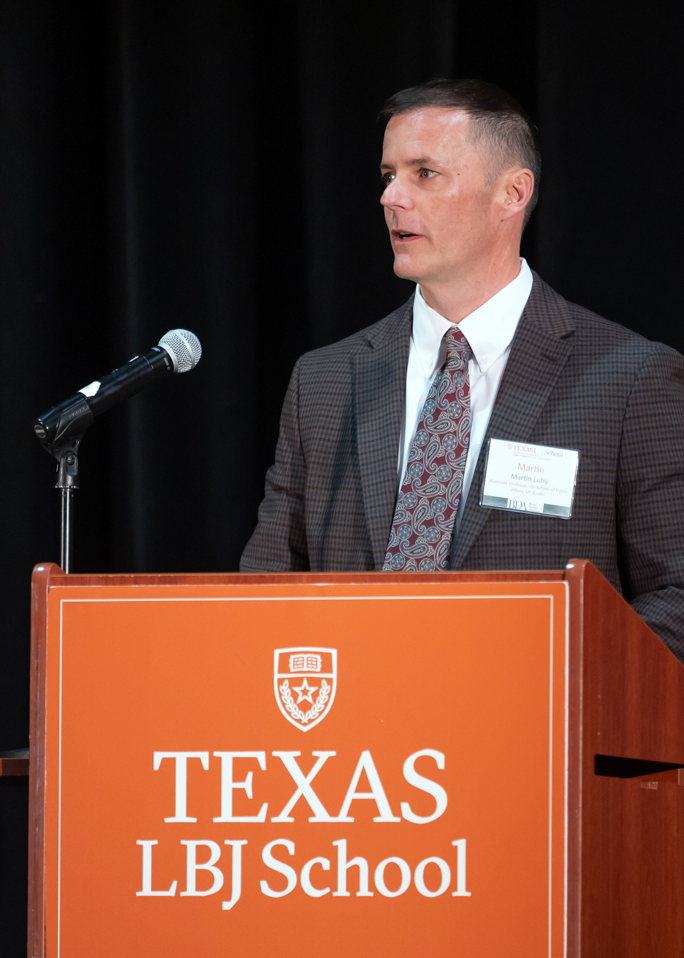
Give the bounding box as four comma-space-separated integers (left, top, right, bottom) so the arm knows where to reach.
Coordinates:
392, 254, 423, 283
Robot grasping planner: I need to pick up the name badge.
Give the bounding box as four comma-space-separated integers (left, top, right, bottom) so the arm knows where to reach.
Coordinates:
480, 439, 579, 519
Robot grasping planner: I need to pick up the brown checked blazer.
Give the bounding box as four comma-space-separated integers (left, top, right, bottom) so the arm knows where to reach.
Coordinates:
241, 273, 684, 662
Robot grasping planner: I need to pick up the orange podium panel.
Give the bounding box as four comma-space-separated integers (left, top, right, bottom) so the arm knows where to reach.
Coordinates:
29, 564, 684, 957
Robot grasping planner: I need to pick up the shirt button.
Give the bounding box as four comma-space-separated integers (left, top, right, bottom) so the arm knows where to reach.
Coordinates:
483, 356, 492, 366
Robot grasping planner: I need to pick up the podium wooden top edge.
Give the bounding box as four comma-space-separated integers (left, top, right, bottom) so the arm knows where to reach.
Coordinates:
32, 561, 574, 588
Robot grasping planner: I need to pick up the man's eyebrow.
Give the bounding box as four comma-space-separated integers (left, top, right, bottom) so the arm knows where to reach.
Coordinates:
407, 156, 437, 167
379, 156, 439, 171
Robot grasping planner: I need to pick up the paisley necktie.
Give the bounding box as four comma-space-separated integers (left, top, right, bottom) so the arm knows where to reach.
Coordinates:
383, 326, 472, 572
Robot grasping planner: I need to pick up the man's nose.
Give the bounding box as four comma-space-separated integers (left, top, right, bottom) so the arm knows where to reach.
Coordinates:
380, 175, 410, 210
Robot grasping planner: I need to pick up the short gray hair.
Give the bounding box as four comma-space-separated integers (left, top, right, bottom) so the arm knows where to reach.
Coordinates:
379, 78, 541, 226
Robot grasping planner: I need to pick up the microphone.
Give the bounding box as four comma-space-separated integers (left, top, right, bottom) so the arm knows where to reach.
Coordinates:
33, 329, 202, 456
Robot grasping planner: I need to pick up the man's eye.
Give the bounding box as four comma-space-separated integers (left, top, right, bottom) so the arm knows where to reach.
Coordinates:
420, 169, 437, 179
381, 172, 395, 185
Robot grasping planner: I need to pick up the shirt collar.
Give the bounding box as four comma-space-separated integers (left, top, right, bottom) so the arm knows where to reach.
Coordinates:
412, 259, 534, 374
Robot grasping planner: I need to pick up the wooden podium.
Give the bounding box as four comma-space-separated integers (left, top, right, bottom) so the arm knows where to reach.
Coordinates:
28, 561, 684, 957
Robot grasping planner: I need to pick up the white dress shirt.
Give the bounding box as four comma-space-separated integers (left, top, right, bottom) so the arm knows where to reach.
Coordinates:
398, 259, 534, 533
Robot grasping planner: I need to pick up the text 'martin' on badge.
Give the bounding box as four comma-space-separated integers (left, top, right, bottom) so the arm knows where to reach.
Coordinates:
480, 439, 579, 519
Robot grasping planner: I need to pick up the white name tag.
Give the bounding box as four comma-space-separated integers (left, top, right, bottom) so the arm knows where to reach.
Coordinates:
480, 438, 579, 519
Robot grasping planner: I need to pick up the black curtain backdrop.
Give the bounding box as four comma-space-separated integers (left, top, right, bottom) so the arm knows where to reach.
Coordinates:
2, 0, 683, 950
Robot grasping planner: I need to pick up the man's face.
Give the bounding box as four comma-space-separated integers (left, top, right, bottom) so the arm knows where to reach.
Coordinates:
380, 108, 502, 286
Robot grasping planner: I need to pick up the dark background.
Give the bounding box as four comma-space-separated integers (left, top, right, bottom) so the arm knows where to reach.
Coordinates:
1, 0, 683, 951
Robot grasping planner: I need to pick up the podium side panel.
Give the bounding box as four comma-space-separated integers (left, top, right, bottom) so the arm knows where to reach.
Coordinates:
566, 560, 684, 956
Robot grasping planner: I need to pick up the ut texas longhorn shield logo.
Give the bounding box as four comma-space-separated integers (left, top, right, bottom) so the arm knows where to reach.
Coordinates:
274, 647, 337, 731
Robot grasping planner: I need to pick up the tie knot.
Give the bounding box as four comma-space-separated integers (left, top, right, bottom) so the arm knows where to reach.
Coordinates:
445, 325, 472, 369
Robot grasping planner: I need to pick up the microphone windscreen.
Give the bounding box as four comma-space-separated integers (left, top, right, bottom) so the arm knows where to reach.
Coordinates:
158, 329, 202, 373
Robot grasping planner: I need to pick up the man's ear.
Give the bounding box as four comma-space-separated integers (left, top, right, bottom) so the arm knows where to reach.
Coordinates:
500, 168, 535, 221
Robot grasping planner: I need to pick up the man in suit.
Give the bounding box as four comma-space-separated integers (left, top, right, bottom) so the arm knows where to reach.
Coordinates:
241, 78, 684, 662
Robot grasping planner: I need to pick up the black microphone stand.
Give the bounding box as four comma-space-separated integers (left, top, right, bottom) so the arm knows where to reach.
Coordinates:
56, 447, 80, 573
33, 393, 93, 574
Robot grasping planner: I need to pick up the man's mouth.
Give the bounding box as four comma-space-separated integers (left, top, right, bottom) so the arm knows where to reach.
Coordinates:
392, 229, 423, 242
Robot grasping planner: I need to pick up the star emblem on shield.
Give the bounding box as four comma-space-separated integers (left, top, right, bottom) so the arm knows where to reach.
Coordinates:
274, 647, 337, 731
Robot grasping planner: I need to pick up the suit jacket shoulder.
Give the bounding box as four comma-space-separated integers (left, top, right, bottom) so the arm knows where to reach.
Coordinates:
530, 271, 677, 363
297, 297, 414, 370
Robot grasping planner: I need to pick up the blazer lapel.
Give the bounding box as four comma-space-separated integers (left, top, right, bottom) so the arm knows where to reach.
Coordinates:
354, 298, 413, 570
450, 274, 576, 568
